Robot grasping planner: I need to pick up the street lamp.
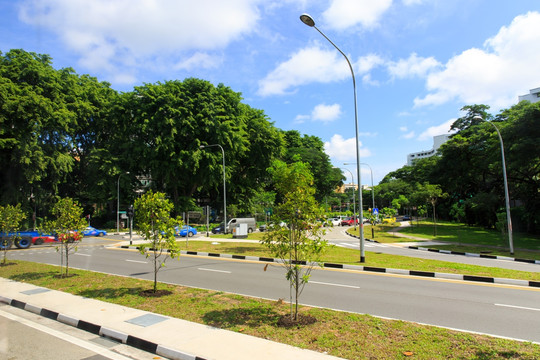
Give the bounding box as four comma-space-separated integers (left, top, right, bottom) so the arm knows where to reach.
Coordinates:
200, 144, 227, 234
117, 171, 129, 234
334, 167, 356, 230
301, 14, 365, 262
473, 115, 514, 254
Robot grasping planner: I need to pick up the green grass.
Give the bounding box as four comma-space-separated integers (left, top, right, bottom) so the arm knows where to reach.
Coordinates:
346, 221, 540, 260
176, 240, 540, 281
2, 260, 539, 359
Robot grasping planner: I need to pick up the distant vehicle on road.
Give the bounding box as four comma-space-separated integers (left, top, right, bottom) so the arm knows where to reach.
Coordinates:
176, 225, 197, 237
402, 215, 411, 221
341, 217, 358, 226
1, 229, 56, 249
82, 226, 107, 237
328, 217, 341, 226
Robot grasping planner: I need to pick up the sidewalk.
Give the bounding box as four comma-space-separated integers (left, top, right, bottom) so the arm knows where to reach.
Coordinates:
0, 277, 343, 360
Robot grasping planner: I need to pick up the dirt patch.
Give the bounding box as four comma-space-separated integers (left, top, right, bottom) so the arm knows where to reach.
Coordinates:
140, 289, 172, 297
277, 313, 317, 328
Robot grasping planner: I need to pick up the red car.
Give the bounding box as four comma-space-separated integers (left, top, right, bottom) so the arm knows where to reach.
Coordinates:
32, 235, 58, 245
340, 217, 359, 226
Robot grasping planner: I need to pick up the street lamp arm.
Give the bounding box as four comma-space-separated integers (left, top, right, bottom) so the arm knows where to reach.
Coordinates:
301, 13, 364, 262
473, 116, 514, 254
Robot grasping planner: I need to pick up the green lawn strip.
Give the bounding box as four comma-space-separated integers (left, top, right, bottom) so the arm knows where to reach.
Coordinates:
347, 221, 540, 260
2, 261, 539, 359
176, 241, 540, 281
426, 244, 540, 260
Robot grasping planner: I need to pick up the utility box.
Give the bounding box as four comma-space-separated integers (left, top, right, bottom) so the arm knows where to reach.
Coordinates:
232, 223, 248, 239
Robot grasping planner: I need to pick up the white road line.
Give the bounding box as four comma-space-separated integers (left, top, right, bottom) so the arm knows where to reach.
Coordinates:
198, 268, 231, 274
75, 253, 91, 257
311, 281, 360, 289
0, 309, 134, 360
125, 259, 147, 264
495, 303, 540, 312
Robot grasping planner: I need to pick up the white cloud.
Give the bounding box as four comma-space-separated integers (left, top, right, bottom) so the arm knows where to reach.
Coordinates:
257, 45, 350, 96
399, 126, 415, 139
322, 0, 393, 30
324, 134, 371, 161
387, 53, 441, 79
417, 118, 455, 141
19, 0, 260, 80
294, 114, 310, 124
174, 52, 222, 71
414, 11, 540, 109
258, 47, 383, 96
312, 103, 342, 122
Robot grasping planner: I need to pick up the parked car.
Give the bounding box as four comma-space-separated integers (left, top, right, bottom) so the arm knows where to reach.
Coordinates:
82, 226, 107, 237
402, 215, 412, 221
176, 225, 197, 237
0, 229, 55, 249
328, 217, 341, 226
340, 217, 358, 226
212, 223, 225, 234
32, 234, 57, 245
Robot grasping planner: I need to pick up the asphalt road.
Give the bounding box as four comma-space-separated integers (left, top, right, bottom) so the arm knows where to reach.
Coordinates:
6, 240, 540, 343
324, 226, 540, 273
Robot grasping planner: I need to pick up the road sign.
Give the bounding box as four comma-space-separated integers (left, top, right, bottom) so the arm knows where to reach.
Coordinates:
373, 208, 379, 216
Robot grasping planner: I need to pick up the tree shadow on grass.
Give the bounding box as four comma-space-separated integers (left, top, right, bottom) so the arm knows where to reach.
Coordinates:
474, 350, 524, 360
77, 287, 172, 299
220, 246, 263, 255
78, 287, 146, 300
9, 271, 58, 282
202, 306, 280, 329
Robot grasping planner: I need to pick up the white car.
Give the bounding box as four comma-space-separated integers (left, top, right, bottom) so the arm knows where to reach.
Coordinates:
329, 217, 341, 226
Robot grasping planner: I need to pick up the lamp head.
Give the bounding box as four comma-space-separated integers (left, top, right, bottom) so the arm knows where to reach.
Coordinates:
300, 13, 315, 27
199, 145, 205, 149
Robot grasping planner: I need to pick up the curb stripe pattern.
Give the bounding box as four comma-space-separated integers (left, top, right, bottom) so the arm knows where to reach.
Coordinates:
121, 246, 539, 288
0, 296, 205, 360
407, 245, 540, 265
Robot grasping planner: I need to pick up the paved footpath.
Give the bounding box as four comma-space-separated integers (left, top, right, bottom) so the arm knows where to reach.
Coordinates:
0, 277, 344, 360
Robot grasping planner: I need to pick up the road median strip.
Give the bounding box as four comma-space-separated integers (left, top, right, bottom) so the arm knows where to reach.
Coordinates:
119, 244, 540, 288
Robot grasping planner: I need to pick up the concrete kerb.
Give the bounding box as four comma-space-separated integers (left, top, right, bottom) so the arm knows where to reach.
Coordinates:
1, 277, 345, 360
115, 242, 540, 288
345, 230, 540, 266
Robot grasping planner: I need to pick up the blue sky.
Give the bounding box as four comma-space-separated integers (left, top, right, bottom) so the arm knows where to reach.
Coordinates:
2, 0, 540, 186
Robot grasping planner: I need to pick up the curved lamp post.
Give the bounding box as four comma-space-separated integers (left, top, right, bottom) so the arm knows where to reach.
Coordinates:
473, 116, 514, 254
200, 144, 227, 234
117, 171, 129, 234
301, 13, 365, 262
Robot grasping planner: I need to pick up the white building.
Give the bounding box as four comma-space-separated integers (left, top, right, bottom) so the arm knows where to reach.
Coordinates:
407, 134, 450, 166
518, 87, 540, 103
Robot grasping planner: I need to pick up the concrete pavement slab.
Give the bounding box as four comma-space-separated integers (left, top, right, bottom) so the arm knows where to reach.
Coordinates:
0, 277, 344, 360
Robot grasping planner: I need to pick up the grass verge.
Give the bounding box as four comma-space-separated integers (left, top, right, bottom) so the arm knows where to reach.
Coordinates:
1, 260, 539, 359
177, 241, 540, 281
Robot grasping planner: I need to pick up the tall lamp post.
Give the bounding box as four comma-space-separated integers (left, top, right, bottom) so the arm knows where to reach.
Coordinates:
301, 14, 365, 262
117, 171, 129, 234
473, 116, 514, 254
334, 167, 356, 230
200, 144, 227, 234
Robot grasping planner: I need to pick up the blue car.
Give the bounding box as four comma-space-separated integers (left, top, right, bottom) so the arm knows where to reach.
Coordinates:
175, 225, 197, 237
82, 226, 107, 237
